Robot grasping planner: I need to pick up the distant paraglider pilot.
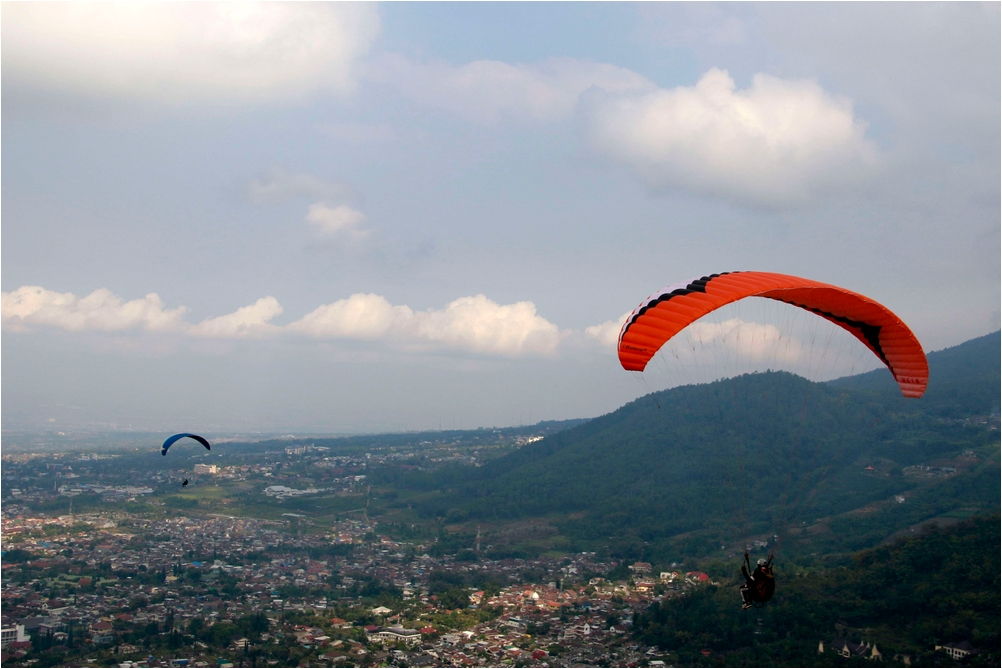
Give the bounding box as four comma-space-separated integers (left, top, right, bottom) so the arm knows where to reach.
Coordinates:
740, 552, 774, 609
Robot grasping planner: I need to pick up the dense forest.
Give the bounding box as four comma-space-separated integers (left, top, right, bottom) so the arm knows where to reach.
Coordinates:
633, 515, 1000, 667
375, 332, 999, 563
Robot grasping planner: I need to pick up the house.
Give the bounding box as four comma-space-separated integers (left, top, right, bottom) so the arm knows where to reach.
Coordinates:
89, 620, 115, 645
319, 651, 348, 665
561, 621, 595, 640
0, 625, 30, 648
831, 638, 881, 661
685, 571, 710, 585
935, 641, 978, 661
635, 580, 656, 593
367, 626, 421, 646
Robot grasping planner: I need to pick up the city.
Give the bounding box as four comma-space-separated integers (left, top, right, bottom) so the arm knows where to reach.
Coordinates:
1, 434, 708, 668
2, 507, 711, 667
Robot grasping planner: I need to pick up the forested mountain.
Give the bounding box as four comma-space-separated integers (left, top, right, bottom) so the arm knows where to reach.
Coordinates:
830, 330, 1000, 416
408, 332, 1000, 562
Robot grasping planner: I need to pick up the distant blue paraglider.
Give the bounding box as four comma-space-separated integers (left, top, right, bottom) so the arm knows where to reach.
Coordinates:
161, 433, 211, 456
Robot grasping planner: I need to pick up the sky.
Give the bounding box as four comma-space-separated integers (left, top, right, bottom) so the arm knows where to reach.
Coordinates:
2, 2, 999, 434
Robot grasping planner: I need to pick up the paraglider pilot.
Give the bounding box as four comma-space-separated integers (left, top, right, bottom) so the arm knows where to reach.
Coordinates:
740, 551, 774, 609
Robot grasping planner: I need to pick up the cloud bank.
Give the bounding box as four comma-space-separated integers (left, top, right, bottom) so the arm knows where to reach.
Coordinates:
3, 286, 560, 358
189, 297, 284, 339
1, 286, 188, 333
584, 313, 804, 363
3, 286, 811, 363
290, 293, 560, 356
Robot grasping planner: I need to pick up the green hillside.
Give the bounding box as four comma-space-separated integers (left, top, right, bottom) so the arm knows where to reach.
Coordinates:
634, 515, 1000, 667
406, 332, 1000, 562
830, 330, 1000, 416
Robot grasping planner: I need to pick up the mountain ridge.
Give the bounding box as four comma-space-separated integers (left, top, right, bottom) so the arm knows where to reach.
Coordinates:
410, 331, 1000, 562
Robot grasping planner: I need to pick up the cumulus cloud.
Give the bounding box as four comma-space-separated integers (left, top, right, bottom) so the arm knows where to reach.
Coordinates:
587, 68, 880, 207
414, 295, 561, 356
370, 55, 653, 123
289, 293, 561, 357
2, 2, 379, 108
247, 170, 369, 241
1, 286, 188, 333
4, 286, 561, 358
683, 318, 803, 362
585, 313, 632, 349
289, 294, 414, 340
305, 202, 369, 240
584, 312, 804, 365
189, 297, 284, 339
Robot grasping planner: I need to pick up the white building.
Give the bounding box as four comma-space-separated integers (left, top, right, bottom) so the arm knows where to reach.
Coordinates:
935, 642, 977, 661
1, 624, 30, 647
367, 627, 421, 646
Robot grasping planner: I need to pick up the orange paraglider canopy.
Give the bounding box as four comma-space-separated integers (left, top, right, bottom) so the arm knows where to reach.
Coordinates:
617, 271, 928, 398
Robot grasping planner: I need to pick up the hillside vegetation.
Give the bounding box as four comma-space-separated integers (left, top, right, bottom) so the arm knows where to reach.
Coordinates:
391, 332, 999, 563
634, 515, 1000, 667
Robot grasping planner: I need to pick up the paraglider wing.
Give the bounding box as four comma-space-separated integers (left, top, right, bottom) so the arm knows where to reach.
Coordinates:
617, 271, 928, 398
161, 433, 212, 456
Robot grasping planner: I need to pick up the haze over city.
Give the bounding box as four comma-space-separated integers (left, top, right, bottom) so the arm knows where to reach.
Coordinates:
3, 2, 999, 433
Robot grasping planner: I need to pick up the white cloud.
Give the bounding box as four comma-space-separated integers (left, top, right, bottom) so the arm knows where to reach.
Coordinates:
2, 2, 379, 107
1, 286, 187, 333
683, 318, 803, 362
4, 285, 562, 358
584, 312, 804, 365
189, 297, 284, 339
289, 293, 561, 357
585, 313, 632, 349
305, 202, 369, 240
587, 68, 880, 207
289, 294, 414, 340
414, 295, 561, 356
371, 54, 653, 123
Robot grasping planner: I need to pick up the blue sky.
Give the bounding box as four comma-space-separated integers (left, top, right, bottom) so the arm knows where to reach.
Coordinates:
2, 2, 999, 434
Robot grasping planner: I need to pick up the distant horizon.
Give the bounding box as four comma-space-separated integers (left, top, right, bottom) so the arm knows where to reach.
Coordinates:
5, 328, 999, 437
